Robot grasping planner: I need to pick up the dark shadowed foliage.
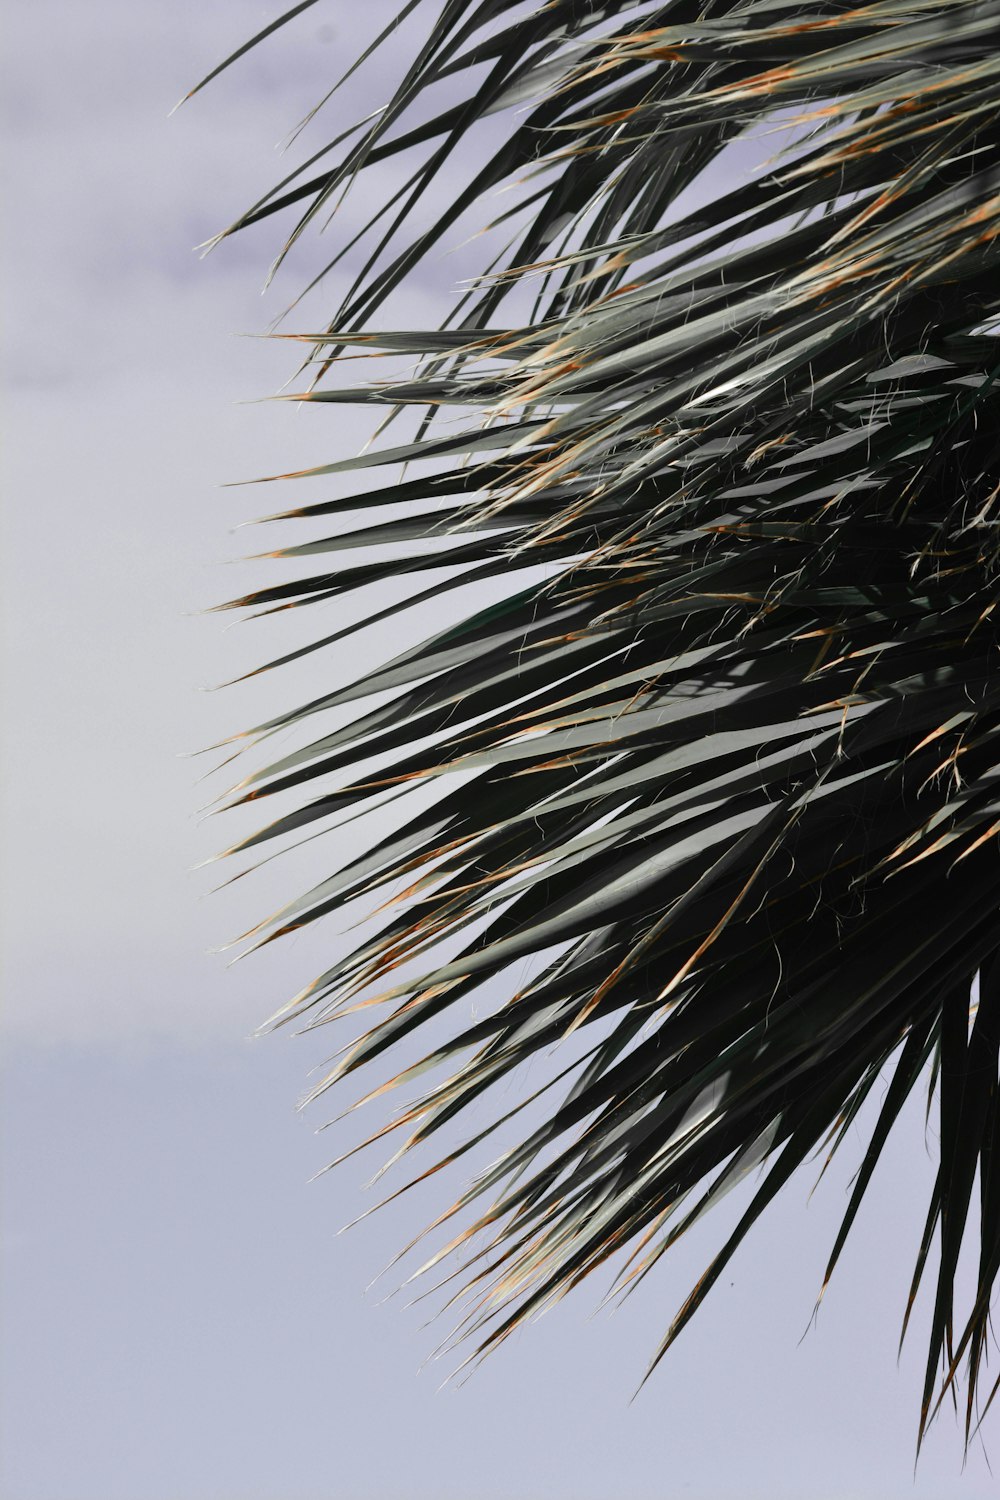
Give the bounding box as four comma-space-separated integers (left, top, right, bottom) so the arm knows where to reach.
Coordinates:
192, 0, 1000, 1448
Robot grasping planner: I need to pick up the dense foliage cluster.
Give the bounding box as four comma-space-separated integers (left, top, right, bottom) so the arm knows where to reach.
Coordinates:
196, 0, 1000, 1442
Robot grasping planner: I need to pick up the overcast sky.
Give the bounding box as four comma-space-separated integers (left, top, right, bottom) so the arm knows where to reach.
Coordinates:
1, 3, 996, 1497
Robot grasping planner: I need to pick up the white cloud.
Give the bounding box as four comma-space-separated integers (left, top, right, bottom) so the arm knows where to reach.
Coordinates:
0, 0, 484, 1047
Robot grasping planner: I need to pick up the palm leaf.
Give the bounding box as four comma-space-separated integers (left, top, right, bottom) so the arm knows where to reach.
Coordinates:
195, 0, 1000, 1447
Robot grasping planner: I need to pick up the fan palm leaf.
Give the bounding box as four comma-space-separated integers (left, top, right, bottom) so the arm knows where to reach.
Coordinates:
193, 0, 1000, 1446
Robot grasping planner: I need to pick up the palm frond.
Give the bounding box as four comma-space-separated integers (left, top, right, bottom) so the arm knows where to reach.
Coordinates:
199, 0, 1000, 1446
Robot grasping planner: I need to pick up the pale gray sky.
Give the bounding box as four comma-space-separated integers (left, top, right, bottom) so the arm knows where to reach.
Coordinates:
0, 3, 995, 1496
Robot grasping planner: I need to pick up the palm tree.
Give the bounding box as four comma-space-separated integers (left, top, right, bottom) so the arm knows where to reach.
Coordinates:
189, 0, 1000, 1447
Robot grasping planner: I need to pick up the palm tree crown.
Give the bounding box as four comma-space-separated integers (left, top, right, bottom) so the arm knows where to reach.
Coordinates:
192, 0, 1000, 1447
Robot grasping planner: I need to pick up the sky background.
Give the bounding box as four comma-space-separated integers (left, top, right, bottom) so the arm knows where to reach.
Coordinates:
1, 3, 996, 1497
